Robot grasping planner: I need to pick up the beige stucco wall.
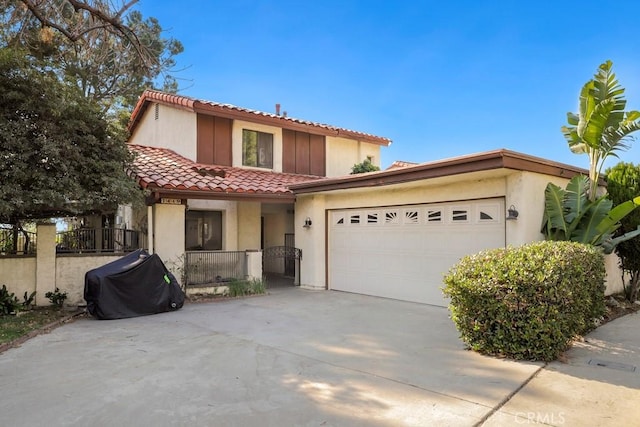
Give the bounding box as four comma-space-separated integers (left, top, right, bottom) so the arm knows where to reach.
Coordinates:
262, 204, 292, 248
232, 120, 283, 172
152, 203, 186, 274
505, 171, 571, 246
0, 257, 36, 303
2, 254, 137, 308
237, 201, 261, 250
325, 137, 381, 177
296, 194, 327, 290
129, 103, 197, 161
246, 250, 263, 280
295, 169, 624, 295
55, 255, 123, 306
35, 224, 57, 306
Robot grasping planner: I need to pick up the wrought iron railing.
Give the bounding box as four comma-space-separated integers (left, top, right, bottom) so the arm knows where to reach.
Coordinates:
0, 225, 37, 256
56, 228, 145, 254
184, 251, 247, 286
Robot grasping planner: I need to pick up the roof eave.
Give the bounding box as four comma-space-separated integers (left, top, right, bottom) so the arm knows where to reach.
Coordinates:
144, 186, 297, 204
290, 149, 589, 194
192, 101, 391, 146
127, 89, 391, 146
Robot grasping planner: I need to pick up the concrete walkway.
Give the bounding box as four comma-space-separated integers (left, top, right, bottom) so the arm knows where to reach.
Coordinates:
0, 288, 637, 426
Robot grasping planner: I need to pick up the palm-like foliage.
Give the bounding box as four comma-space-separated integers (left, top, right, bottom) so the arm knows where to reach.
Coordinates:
561, 60, 640, 201
541, 175, 640, 254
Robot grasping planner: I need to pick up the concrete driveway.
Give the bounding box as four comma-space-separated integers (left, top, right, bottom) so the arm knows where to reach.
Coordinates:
0, 288, 637, 426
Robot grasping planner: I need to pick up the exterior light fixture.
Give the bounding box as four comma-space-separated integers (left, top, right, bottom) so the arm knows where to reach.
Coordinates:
303, 217, 312, 228
506, 205, 519, 221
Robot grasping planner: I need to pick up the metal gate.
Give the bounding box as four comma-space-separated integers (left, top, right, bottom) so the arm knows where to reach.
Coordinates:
262, 245, 301, 286
284, 233, 295, 276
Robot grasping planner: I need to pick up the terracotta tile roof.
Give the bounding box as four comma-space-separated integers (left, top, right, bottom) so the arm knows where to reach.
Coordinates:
129, 144, 324, 201
129, 89, 392, 146
386, 160, 420, 170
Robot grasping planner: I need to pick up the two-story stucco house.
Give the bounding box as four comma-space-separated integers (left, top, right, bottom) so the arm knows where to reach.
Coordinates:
125, 89, 391, 289
127, 90, 623, 307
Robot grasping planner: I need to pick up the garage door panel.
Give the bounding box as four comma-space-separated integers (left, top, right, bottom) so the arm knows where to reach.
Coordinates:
329, 199, 505, 306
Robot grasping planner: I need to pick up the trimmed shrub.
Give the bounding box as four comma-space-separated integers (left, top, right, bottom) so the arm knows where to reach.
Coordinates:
442, 241, 605, 361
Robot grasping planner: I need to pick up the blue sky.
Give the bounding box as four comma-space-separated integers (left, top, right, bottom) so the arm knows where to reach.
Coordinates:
135, 1, 640, 170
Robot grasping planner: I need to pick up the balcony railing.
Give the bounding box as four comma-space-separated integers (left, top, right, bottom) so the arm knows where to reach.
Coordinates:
56, 228, 145, 254
0, 226, 37, 256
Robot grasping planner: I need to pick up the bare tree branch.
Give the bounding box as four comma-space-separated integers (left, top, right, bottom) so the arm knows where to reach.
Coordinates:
17, 0, 153, 66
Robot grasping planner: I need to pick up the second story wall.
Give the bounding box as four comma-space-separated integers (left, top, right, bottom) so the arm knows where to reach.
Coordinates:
131, 103, 197, 161
282, 130, 326, 176
197, 114, 232, 166
231, 119, 284, 172
326, 137, 381, 176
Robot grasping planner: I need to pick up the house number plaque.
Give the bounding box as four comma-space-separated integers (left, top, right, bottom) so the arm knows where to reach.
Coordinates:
160, 198, 183, 205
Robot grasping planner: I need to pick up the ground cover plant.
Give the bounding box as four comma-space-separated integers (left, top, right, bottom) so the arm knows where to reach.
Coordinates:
0, 308, 72, 346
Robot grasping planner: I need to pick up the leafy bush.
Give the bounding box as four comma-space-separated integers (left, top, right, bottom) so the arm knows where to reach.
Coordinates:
606, 162, 640, 302
45, 288, 68, 308
442, 241, 606, 361
0, 285, 20, 315
350, 159, 380, 174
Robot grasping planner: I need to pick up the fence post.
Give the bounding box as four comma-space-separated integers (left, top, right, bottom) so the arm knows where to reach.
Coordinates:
245, 250, 262, 281
35, 223, 57, 306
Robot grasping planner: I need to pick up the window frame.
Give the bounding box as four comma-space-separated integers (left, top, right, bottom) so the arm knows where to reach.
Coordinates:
242, 129, 274, 169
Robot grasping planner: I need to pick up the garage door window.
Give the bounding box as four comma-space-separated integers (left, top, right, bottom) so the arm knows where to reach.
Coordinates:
404, 210, 419, 224
385, 211, 399, 224
452, 209, 469, 222
427, 209, 442, 222
478, 204, 499, 222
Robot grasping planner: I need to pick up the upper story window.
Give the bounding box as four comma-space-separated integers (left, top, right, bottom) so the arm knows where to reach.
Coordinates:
242, 129, 273, 168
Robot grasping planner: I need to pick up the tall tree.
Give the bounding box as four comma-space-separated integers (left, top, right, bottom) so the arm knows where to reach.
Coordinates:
561, 60, 640, 201
1, 0, 183, 122
0, 48, 141, 223
606, 162, 640, 301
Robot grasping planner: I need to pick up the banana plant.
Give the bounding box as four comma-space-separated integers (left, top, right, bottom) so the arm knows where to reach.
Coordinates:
561, 60, 640, 201
541, 175, 640, 254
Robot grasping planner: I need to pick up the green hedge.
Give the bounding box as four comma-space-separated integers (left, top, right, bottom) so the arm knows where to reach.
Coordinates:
442, 241, 605, 361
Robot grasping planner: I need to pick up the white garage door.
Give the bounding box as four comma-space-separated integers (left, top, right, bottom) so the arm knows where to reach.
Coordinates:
328, 198, 506, 306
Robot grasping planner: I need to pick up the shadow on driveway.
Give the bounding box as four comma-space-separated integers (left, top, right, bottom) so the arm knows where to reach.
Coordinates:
0, 288, 545, 426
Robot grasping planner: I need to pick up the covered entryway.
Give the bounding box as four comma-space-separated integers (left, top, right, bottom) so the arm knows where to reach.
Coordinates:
328, 198, 506, 306
263, 242, 302, 287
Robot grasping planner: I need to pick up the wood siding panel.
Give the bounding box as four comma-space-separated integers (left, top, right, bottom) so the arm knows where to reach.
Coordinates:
295, 131, 310, 174
197, 114, 214, 164
213, 117, 232, 166
309, 134, 326, 176
282, 129, 296, 173
196, 114, 232, 166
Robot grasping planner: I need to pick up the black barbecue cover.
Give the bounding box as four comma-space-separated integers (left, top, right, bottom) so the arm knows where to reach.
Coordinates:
84, 249, 185, 320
